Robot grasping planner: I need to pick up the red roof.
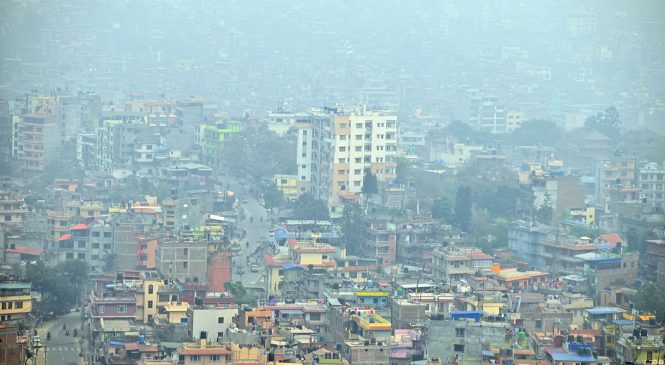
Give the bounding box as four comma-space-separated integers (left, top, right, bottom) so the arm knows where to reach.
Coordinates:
125, 342, 140, 351
599, 233, 625, 246
5, 246, 43, 256
71, 223, 89, 230
58, 234, 72, 241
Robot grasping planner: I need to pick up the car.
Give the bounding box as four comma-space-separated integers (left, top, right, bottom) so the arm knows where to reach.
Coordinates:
250, 264, 260, 272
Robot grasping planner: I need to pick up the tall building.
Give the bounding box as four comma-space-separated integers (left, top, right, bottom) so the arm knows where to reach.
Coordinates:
639, 162, 665, 209
11, 114, 60, 172
296, 106, 398, 212
155, 237, 208, 284
0, 282, 32, 322
469, 95, 506, 134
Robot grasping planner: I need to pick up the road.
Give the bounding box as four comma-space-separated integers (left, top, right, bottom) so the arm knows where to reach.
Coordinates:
224, 178, 271, 287
37, 311, 84, 365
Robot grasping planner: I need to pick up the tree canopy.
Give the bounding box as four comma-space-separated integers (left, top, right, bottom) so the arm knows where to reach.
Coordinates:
508, 119, 563, 146
584, 106, 621, 139
634, 282, 665, 324
341, 202, 365, 256
260, 182, 283, 209
453, 186, 472, 232
291, 193, 330, 220
25, 260, 90, 315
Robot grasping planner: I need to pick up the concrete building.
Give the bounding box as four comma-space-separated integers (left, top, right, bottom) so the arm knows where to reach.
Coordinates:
363, 219, 397, 267
594, 157, 638, 206
505, 111, 526, 132
196, 120, 242, 170
273, 174, 298, 200
342, 339, 389, 365
0, 282, 31, 322
431, 245, 494, 284
57, 222, 113, 272
639, 162, 665, 210
469, 95, 506, 134
426, 314, 511, 364
0, 191, 27, 227
295, 106, 398, 212
155, 237, 208, 284
188, 304, 239, 343
11, 114, 60, 172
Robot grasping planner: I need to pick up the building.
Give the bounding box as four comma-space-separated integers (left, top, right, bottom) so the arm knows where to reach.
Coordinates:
176, 339, 232, 365
343, 339, 389, 365
645, 239, 665, 284
363, 219, 397, 267
0, 282, 31, 322
0, 323, 24, 365
431, 246, 494, 284
0, 190, 28, 227
594, 157, 638, 206
296, 106, 398, 212
197, 120, 242, 170
505, 111, 525, 132
273, 174, 298, 200
155, 237, 208, 284
11, 114, 60, 172
639, 162, 665, 209
426, 314, 511, 363
469, 95, 506, 134
57, 222, 113, 272
188, 304, 238, 343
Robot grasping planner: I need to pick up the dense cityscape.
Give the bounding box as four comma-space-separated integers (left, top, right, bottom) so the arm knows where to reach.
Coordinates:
1, 1, 664, 365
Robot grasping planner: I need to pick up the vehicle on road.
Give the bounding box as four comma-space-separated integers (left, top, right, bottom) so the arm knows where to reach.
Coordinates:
250, 264, 260, 272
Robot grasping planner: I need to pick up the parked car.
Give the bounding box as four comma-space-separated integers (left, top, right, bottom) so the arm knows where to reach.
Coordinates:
250, 264, 260, 272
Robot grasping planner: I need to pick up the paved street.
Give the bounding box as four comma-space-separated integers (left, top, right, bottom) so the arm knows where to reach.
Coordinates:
37, 311, 84, 365
222, 177, 272, 287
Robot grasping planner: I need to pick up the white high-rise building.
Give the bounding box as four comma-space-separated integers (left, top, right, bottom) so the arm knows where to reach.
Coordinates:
296, 105, 398, 213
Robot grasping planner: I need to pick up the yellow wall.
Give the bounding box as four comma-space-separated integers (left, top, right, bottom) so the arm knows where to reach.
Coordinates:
268, 267, 283, 295
0, 295, 32, 318
141, 279, 163, 322
299, 252, 323, 265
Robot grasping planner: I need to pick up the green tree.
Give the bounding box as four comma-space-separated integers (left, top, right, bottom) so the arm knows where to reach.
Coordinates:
476, 185, 520, 218
362, 169, 379, 197
292, 193, 330, 220
431, 197, 452, 221
584, 106, 621, 139
535, 193, 554, 224
341, 202, 365, 255
634, 282, 665, 323
454, 186, 472, 232
103, 253, 117, 273
508, 119, 563, 146
260, 182, 283, 209
224, 280, 256, 305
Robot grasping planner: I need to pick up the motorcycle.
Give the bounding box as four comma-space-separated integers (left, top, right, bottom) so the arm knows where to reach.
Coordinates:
65, 329, 70, 336
46, 332, 51, 341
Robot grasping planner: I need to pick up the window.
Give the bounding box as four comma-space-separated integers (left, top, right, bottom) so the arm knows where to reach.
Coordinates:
117, 305, 127, 313
355, 158, 362, 163
98, 305, 105, 313
309, 313, 321, 321
183, 248, 189, 255
340, 135, 347, 140
354, 181, 361, 187
148, 285, 154, 294
92, 243, 99, 249
78, 241, 86, 248
77, 253, 85, 259
339, 146, 346, 152
4, 215, 10, 222
218, 317, 225, 324
148, 301, 153, 309
338, 170, 345, 175
455, 328, 465, 337
66, 253, 74, 259
210, 355, 220, 361
103, 232, 111, 238
183, 261, 188, 268
104, 244, 112, 250
0, 302, 5, 310
190, 355, 200, 362
355, 146, 362, 152
356, 134, 363, 140
92, 255, 99, 260
356, 123, 363, 128
454, 344, 465, 352
338, 158, 346, 163
355, 169, 361, 175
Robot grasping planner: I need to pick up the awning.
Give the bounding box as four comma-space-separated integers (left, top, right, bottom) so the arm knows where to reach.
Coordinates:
58, 234, 72, 241
71, 223, 89, 230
